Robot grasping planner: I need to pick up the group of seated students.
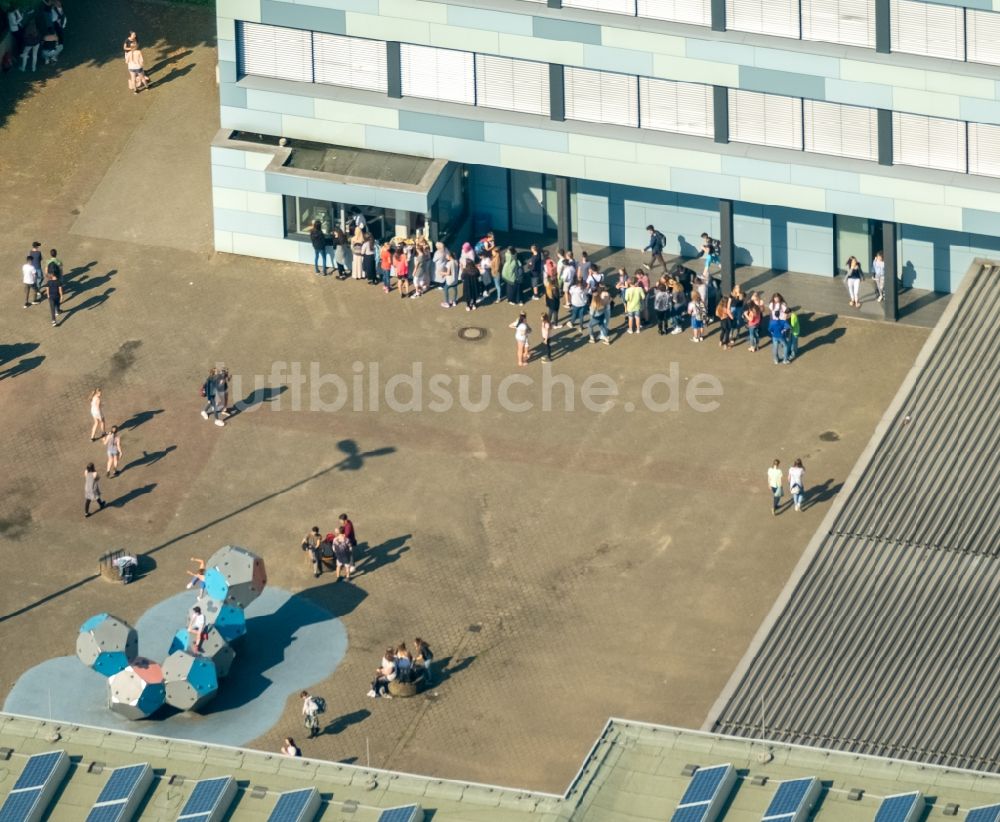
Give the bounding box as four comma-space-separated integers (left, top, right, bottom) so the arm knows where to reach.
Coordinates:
368, 638, 433, 698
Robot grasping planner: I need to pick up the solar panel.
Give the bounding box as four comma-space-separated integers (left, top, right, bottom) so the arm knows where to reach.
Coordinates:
86, 764, 153, 822
0, 750, 70, 822
762, 777, 820, 822
96, 765, 149, 804
267, 788, 320, 822
0, 789, 43, 822
11, 752, 65, 791
376, 806, 424, 822
873, 792, 923, 822
177, 776, 235, 821
85, 805, 130, 822
968, 806, 1000, 822
671, 764, 737, 822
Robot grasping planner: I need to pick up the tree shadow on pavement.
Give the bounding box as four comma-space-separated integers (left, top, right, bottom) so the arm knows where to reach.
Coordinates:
334, 439, 396, 471
0, 0, 214, 129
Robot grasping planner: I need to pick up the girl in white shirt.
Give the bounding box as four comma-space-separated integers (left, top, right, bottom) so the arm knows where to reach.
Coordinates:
872, 251, 886, 303
788, 458, 805, 511
89, 388, 106, 441
509, 312, 531, 366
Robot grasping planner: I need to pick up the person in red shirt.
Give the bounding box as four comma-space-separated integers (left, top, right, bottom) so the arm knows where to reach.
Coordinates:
338, 513, 356, 550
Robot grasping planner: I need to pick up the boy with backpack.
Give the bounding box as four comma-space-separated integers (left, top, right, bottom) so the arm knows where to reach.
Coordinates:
300, 690, 324, 738
700, 233, 721, 280
642, 225, 667, 274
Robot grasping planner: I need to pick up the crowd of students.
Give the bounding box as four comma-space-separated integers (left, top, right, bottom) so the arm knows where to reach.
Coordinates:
5, 0, 66, 72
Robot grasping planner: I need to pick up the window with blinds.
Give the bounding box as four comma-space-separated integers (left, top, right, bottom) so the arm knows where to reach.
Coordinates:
564, 67, 639, 127
639, 77, 713, 137
238, 21, 313, 83
729, 89, 803, 150
725, 0, 800, 39
967, 10, 1000, 67
890, 0, 964, 61
968, 122, 1000, 178
313, 33, 387, 92
801, 0, 875, 48
400, 44, 475, 105
563, 0, 636, 14
893, 112, 967, 173
804, 100, 878, 161
637, 0, 711, 26
474, 54, 550, 116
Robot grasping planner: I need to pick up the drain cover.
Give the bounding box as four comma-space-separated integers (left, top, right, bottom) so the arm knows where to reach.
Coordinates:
458, 326, 488, 342
819, 431, 840, 442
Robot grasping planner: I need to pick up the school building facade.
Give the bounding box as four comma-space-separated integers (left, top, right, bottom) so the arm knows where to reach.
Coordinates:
210, 0, 1000, 314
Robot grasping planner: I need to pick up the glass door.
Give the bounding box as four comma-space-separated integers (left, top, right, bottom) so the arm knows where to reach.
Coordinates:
835, 215, 871, 275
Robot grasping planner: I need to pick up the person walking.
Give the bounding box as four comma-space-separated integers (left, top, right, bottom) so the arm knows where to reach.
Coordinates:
44, 269, 62, 326
21, 254, 40, 308
309, 220, 328, 275
200, 368, 225, 426
89, 389, 106, 441
788, 458, 806, 511
300, 691, 321, 736
642, 224, 667, 273
103, 425, 123, 477
768, 459, 783, 515
509, 312, 531, 367
215, 366, 231, 418
84, 463, 107, 517
845, 256, 863, 307
872, 251, 885, 303
28, 241, 43, 297
125, 43, 150, 93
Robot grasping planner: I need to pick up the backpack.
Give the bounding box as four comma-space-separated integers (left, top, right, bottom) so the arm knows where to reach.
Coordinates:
474, 236, 491, 257
655, 230, 666, 248
199, 379, 209, 398
312, 696, 326, 714
709, 237, 721, 257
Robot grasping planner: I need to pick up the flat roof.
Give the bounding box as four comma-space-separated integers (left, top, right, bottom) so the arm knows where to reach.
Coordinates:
285, 143, 433, 187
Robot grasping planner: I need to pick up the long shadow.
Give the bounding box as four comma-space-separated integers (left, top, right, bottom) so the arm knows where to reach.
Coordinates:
322, 708, 370, 736
899, 288, 949, 320
333, 439, 396, 471
229, 385, 288, 417
108, 482, 157, 509
147, 48, 193, 75
804, 479, 843, 510
0, 342, 39, 369
65, 287, 115, 318
798, 327, 846, 354
197, 581, 368, 713
151, 62, 195, 88
354, 535, 411, 577
65, 271, 117, 302
0, 355, 45, 380
0, 0, 215, 130
435, 654, 477, 684
118, 408, 164, 432
121, 445, 177, 473
0, 444, 396, 622
64, 261, 97, 284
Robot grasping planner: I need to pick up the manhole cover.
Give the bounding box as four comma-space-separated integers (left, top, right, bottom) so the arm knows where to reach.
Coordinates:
467, 623, 482, 633
819, 431, 840, 442
458, 326, 488, 342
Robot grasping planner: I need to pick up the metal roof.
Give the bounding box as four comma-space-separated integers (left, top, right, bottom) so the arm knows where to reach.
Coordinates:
710, 261, 1000, 771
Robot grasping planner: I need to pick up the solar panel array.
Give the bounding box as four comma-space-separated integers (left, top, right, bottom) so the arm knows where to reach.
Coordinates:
968, 806, 1000, 822
873, 792, 923, 822
176, 776, 236, 822
670, 764, 736, 822
0, 750, 69, 822
376, 806, 424, 822
84, 764, 152, 822
761, 778, 820, 822
266, 788, 320, 822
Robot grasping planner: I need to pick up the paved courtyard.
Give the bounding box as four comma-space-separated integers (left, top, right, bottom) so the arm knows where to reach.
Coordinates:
0, 0, 930, 793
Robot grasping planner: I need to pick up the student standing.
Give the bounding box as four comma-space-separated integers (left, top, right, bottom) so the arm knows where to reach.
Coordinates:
745, 301, 761, 352
84, 464, 106, 517
309, 220, 328, 275
104, 425, 123, 477
543, 266, 561, 327
539, 314, 553, 362
89, 389, 106, 441
302, 526, 323, 578
872, 251, 885, 303
845, 256, 863, 308
527, 244, 543, 300
509, 312, 531, 367
200, 368, 225, 427
768, 459, 783, 515
461, 259, 479, 311
187, 606, 206, 652
440, 250, 458, 308
301, 691, 321, 736
624, 276, 645, 335
44, 270, 62, 326
501, 247, 520, 305
338, 513, 357, 551
125, 44, 150, 93
281, 738, 301, 757
788, 458, 806, 511
687, 291, 706, 342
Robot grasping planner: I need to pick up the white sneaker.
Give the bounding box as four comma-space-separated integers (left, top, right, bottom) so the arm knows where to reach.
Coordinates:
367, 689, 376, 698
627, 329, 633, 335
671, 327, 682, 335
200, 411, 209, 420
214, 419, 225, 427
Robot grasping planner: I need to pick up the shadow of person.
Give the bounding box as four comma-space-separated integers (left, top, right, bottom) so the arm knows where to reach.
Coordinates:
0, 355, 45, 380
322, 708, 370, 736
64, 261, 98, 283
118, 408, 164, 432
65, 287, 115, 318
334, 440, 396, 471
65, 269, 117, 301
109, 483, 157, 508
231, 384, 288, 416
151, 62, 195, 87
435, 654, 476, 684
798, 327, 846, 354
122, 445, 177, 472
200, 584, 366, 713
677, 235, 699, 258
147, 48, 193, 74
0, 342, 39, 369
804, 479, 843, 510
354, 534, 411, 576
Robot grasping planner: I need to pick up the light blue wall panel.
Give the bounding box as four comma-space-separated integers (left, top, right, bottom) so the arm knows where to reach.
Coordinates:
671, 168, 740, 200
722, 156, 791, 184
219, 84, 248, 108
532, 16, 601, 45
959, 97, 1000, 125
260, 0, 345, 34
483, 123, 569, 152
582, 44, 653, 75
211, 146, 247, 169
790, 165, 860, 192
447, 5, 532, 35
246, 88, 315, 117
753, 47, 840, 78
214, 207, 284, 236
826, 190, 895, 222
399, 110, 485, 141
962, 208, 1000, 236
825, 79, 892, 110
432, 135, 501, 165
740, 66, 826, 100
902, 224, 1000, 292
220, 105, 283, 135
219, 60, 237, 84
265, 172, 311, 197
213, 164, 268, 193
688, 39, 754, 65
218, 39, 236, 63
364, 126, 434, 156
